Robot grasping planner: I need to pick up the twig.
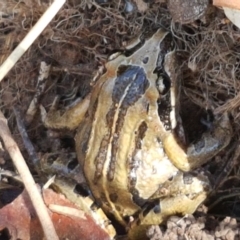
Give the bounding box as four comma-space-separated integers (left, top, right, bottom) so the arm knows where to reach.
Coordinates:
26, 61, 51, 125
13, 107, 40, 170
0, 0, 66, 82
0, 110, 59, 240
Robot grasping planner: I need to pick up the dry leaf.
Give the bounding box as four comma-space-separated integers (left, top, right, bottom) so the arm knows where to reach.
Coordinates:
0, 188, 111, 240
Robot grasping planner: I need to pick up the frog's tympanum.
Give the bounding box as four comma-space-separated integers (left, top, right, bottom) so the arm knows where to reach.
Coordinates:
42, 29, 232, 239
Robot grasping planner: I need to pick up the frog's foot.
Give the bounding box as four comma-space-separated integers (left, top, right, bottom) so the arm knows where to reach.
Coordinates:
40, 94, 90, 130
128, 171, 210, 239
128, 191, 207, 240
164, 112, 233, 171
128, 192, 207, 240
141, 192, 206, 225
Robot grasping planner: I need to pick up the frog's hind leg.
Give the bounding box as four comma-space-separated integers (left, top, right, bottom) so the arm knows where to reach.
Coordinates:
128, 192, 207, 239
140, 171, 209, 225
128, 171, 209, 239
163, 112, 232, 172
41, 94, 90, 130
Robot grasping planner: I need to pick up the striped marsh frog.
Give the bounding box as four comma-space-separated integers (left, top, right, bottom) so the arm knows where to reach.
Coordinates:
43, 29, 232, 238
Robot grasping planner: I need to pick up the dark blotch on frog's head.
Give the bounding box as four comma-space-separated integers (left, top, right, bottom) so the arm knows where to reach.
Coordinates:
113, 65, 149, 106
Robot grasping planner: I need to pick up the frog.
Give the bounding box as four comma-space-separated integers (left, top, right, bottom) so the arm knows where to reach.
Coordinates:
41, 28, 232, 239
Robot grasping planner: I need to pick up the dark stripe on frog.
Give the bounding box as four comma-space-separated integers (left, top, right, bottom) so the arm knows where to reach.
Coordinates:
94, 133, 111, 183
84, 98, 110, 182
80, 98, 96, 159
128, 121, 148, 193
80, 98, 111, 183
107, 65, 150, 181
158, 91, 171, 131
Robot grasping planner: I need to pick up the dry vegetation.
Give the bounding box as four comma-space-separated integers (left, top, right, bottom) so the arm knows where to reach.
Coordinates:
1, 0, 240, 239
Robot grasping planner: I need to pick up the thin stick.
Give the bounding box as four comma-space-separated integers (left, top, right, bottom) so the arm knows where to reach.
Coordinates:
0, 0, 66, 82
26, 61, 51, 125
0, 110, 59, 240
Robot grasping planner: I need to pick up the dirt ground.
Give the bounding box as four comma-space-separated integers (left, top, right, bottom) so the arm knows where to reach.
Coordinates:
0, 0, 240, 239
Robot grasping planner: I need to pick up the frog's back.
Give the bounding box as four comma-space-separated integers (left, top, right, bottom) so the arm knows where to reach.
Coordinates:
75, 61, 179, 224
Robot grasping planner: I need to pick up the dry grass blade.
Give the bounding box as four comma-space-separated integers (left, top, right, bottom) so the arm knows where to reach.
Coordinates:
0, 0, 66, 82
26, 61, 51, 125
0, 110, 59, 240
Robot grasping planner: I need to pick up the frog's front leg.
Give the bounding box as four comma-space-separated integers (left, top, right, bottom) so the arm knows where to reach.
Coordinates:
163, 112, 232, 171
41, 94, 90, 130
